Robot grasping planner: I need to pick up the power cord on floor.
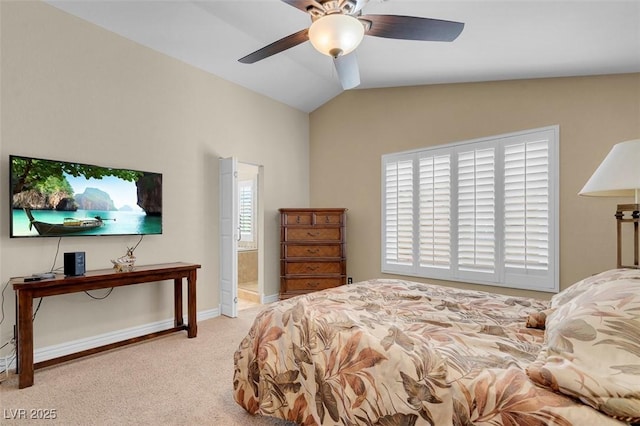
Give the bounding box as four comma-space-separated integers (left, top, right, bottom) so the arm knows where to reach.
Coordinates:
0, 279, 9, 326
0, 345, 17, 381
0, 278, 17, 381
0, 298, 16, 381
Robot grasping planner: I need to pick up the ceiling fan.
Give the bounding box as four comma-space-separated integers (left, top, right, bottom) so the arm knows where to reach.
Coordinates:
238, 0, 464, 90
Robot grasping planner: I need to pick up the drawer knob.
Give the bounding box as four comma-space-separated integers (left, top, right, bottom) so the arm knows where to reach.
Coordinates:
306, 265, 319, 271
296, 216, 301, 224
308, 282, 320, 288
307, 248, 319, 254
307, 231, 320, 237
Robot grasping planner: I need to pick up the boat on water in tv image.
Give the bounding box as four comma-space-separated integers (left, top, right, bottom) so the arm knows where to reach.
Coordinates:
10, 155, 162, 238
23, 208, 112, 236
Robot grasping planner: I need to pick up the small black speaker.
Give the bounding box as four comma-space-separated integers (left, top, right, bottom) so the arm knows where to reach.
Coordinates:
64, 252, 86, 276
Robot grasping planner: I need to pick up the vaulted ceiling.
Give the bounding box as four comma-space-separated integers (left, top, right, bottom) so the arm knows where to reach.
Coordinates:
47, 0, 640, 112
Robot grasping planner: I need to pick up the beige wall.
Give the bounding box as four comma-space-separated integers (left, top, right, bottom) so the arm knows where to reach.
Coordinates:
0, 2, 309, 348
310, 74, 640, 299
238, 250, 258, 284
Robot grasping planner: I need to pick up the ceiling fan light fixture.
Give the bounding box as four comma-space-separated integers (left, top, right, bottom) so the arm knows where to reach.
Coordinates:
308, 14, 365, 58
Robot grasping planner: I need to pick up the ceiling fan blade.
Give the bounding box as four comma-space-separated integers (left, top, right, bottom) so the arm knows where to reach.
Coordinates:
333, 52, 360, 90
360, 15, 464, 42
239, 28, 309, 64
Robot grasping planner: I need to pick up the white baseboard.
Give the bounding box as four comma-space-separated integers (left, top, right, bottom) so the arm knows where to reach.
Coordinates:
0, 308, 219, 372
262, 293, 279, 304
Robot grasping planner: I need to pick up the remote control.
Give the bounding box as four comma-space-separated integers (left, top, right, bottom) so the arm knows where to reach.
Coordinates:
38, 273, 56, 279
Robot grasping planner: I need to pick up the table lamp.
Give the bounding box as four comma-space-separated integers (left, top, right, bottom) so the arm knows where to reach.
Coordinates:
579, 139, 640, 268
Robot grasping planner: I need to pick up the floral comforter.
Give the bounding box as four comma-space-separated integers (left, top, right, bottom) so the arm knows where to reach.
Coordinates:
233, 279, 626, 425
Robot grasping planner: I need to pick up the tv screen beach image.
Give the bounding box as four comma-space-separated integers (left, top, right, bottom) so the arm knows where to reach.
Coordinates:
10, 156, 162, 237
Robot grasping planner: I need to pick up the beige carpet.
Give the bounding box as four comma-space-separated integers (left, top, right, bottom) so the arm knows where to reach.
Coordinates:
0, 306, 294, 425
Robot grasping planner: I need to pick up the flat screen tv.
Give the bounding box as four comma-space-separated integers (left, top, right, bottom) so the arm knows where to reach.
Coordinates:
10, 155, 162, 238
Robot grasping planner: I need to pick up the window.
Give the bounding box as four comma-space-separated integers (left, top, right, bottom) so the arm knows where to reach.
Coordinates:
382, 126, 558, 292
238, 179, 256, 248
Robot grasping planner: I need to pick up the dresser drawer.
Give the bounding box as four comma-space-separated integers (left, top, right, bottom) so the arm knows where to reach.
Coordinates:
284, 261, 343, 275
284, 227, 341, 242
282, 277, 345, 293
283, 244, 342, 258
281, 211, 313, 225
313, 212, 343, 225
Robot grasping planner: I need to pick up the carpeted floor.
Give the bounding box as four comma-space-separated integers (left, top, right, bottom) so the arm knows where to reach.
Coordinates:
0, 305, 294, 425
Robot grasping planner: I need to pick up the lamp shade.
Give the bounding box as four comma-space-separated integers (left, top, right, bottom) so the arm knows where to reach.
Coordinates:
579, 139, 640, 202
308, 14, 365, 58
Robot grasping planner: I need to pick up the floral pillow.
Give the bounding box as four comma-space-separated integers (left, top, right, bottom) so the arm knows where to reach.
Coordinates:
527, 273, 640, 422
550, 268, 638, 308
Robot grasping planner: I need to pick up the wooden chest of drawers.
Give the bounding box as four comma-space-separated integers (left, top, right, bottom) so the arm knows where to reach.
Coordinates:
279, 208, 347, 299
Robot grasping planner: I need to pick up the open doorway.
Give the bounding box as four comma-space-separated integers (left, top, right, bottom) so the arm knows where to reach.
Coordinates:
237, 162, 261, 310
219, 157, 263, 318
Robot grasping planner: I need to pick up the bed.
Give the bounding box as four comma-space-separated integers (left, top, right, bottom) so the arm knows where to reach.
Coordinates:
233, 269, 640, 425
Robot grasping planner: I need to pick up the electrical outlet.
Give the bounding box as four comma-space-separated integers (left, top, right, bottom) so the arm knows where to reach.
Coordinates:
347, 277, 353, 284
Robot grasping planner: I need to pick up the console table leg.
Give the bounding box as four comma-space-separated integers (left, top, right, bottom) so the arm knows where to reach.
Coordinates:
17, 290, 34, 389
187, 270, 197, 338
174, 278, 184, 327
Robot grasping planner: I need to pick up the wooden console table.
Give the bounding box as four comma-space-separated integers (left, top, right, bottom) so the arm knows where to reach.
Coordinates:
11, 262, 201, 388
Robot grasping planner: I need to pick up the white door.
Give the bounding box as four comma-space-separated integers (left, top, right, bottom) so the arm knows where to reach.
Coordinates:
219, 157, 238, 318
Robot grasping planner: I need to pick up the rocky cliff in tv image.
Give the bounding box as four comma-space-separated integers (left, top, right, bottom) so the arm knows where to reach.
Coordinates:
12, 189, 77, 211
74, 188, 117, 211
136, 173, 162, 216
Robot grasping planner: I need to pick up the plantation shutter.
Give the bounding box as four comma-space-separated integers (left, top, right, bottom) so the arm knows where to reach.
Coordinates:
457, 147, 496, 276
382, 156, 415, 272
502, 129, 556, 290
504, 140, 549, 270
418, 153, 451, 271
238, 181, 254, 242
